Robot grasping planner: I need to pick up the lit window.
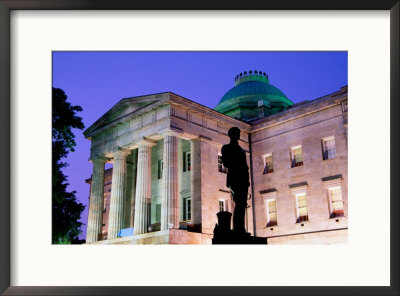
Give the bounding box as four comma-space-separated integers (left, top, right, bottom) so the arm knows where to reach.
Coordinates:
183, 197, 191, 221
291, 145, 303, 168
329, 186, 344, 218
183, 152, 191, 172
218, 154, 227, 173
266, 199, 277, 226
296, 193, 309, 223
262, 190, 278, 227
263, 153, 274, 174
322, 136, 336, 160
219, 200, 226, 212
322, 175, 344, 219
158, 159, 163, 179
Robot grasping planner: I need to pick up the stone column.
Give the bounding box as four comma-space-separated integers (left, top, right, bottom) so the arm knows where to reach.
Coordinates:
161, 132, 179, 231
126, 149, 138, 228
86, 157, 107, 243
190, 139, 202, 225
134, 139, 155, 234
177, 139, 184, 222
108, 148, 130, 240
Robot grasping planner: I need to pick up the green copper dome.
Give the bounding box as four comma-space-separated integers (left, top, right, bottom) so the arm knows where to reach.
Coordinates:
214, 71, 293, 121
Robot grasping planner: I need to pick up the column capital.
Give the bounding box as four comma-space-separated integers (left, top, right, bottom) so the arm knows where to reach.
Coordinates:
190, 134, 212, 143
112, 147, 131, 159
89, 155, 109, 163
162, 130, 181, 138
137, 137, 157, 147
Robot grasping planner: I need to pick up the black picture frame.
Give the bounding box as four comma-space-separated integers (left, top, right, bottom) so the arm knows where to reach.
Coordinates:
0, 1, 398, 295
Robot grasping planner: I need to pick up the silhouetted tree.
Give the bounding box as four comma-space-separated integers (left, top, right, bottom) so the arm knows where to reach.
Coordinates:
52, 87, 85, 244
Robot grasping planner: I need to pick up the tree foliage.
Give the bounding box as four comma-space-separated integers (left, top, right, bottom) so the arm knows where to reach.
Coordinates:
52, 87, 85, 244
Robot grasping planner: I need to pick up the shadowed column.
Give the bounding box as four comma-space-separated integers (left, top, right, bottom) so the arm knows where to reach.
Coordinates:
125, 149, 137, 228
86, 157, 107, 243
108, 148, 130, 240
134, 140, 155, 234
161, 132, 179, 231
190, 139, 202, 226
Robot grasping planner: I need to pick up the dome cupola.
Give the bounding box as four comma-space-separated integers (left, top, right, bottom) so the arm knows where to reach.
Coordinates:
214, 71, 293, 121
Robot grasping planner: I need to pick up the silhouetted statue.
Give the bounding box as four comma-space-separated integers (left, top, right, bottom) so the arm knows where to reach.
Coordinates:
221, 127, 250, 234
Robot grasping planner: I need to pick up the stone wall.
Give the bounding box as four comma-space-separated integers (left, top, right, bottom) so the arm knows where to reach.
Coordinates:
267, 229, 348, 245
251, 96, 348, 242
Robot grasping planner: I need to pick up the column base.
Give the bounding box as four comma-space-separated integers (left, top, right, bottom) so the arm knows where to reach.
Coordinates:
84, 229, 213, 245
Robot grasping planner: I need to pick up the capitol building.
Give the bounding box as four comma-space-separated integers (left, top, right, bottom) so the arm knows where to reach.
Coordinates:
84, 71, 348, 245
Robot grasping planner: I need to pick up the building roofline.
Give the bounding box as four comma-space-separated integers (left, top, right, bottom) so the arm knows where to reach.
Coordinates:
83, 85, 346, 139
250, 85, 348, 128
168, 92, 250, 131
83, 92, 171, 138
84, 91, 250, 139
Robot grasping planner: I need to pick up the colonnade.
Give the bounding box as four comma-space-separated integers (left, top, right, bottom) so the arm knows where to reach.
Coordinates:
86, 133, 184, 243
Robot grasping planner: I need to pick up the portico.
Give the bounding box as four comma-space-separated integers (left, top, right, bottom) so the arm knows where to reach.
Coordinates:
86, 137, 186, 243
84, 92, 248, 244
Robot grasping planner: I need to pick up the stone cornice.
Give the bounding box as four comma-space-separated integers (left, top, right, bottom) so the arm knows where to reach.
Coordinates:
321, 174, 343, 182
250, 87, 348, 133
334, 95, 348, 103
84, 92, 253, 142
251, 114, 343, 145
260, 188, 277, 195
289, 181, 308, 189
84, 93, 170, 139
289, 182, 308, 194
251, 102, 342, 134
321, 174, 343, 187
168, 92, 250, 132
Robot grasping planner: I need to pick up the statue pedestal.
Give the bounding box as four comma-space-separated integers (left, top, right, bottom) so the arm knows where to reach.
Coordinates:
212, 211, 267, 245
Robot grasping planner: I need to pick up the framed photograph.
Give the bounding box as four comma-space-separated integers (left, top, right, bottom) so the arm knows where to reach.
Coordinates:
1, 1, 398, 295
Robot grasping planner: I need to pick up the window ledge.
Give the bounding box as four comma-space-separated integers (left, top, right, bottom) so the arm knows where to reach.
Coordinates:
322, 157, 338, 163
291, 165, 304, 169
329, 216, 346, 220
265, 225, 279, 230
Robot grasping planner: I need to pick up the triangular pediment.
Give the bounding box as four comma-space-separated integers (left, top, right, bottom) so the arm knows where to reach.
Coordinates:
104, 102, 149, 124
84, 92, 170, 138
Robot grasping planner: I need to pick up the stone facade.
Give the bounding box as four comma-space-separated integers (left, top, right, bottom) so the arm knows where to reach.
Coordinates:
251, 87, 348, 242
84, 85, 348, 245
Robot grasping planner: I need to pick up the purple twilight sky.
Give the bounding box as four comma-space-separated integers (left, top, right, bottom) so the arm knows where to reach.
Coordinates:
52, 51, 348, 240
